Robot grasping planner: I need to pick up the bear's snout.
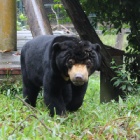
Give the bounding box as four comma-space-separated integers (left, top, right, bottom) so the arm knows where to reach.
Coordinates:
75, 73, 83, 81
68, 64, 89, 86
73, 73, 85, 86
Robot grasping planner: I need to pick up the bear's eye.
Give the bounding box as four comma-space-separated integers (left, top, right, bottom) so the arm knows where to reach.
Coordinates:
86, 59, 92, 67
67, 59, 75, 67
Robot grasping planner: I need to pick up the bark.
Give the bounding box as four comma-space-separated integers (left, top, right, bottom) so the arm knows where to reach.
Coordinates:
115, 29, 125, 50
23, 0, 53, 37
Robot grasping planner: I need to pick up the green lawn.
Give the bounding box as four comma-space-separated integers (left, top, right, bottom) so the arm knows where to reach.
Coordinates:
0, 73, 140, 139
99, 34, 128, 50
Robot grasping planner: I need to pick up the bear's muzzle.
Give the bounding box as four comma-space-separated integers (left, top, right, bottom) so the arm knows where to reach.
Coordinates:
68, 64, 89, 86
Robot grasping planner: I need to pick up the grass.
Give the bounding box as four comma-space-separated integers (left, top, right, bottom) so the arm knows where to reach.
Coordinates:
99, 34, 128, 50
0, 73, 140, 139
0, 34, 137, 139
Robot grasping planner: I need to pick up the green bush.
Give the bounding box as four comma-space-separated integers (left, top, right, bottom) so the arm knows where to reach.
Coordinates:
0, 80, 22, 97
111, 61, 140, 95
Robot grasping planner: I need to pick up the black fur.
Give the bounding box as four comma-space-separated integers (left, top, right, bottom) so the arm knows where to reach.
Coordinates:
20, 35, 101, 116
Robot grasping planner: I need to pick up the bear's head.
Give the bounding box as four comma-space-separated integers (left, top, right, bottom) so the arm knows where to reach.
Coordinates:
52, 39, 101, 86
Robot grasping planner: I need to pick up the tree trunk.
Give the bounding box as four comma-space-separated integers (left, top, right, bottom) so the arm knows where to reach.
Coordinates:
23, 0, 53, 37
0, 0, 16, 51
61, 0, 124, 102
61, 0, 112, 73
115, 29, 125, 50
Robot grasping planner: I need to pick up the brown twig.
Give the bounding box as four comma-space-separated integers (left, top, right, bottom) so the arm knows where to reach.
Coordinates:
14, 95, 60, 136
15, 95, 41, 114
99, 116, 133, 135
10, 114, 55, 136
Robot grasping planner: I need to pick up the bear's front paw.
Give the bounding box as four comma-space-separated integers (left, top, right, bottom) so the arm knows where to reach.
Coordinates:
49, 108, 66, 117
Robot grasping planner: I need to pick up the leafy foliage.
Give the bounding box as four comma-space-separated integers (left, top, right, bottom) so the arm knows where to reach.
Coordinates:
17, 0, 28, 30
111, 61, 140, 95
48, 0, 71, 24
0, 80, 22, 96
80, 0, 140, 83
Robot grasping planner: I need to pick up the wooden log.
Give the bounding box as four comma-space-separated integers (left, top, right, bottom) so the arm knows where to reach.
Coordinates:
23, 0, 53, 37
0, 0, 16, 51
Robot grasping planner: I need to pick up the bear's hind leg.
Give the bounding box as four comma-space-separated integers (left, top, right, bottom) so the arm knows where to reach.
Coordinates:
23, 84, 40, 107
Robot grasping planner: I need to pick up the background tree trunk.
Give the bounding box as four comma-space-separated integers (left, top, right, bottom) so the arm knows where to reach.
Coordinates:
115, 29, 125, 50
61, 0, 124, 102
23, 0, 53, 37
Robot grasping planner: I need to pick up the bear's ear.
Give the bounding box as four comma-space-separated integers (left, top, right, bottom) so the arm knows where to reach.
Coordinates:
92, 43, 101, 52
53, 42, 68, 51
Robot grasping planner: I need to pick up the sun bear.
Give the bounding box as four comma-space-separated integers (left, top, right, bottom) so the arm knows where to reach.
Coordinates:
20, 35, 101, 116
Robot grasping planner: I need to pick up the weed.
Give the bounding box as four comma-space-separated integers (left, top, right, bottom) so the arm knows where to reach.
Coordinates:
111, 61, 140, 95
0, 80, 22, 97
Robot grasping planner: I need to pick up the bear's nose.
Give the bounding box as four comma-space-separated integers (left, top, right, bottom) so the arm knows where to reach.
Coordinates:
75, 73, 83, 81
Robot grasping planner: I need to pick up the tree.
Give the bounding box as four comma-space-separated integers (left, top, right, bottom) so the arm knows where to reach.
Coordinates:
60, 0, 124, 101
80, 0, 140, 84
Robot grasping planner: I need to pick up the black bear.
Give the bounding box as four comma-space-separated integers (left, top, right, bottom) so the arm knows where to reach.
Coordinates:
20, 35, 101, 116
